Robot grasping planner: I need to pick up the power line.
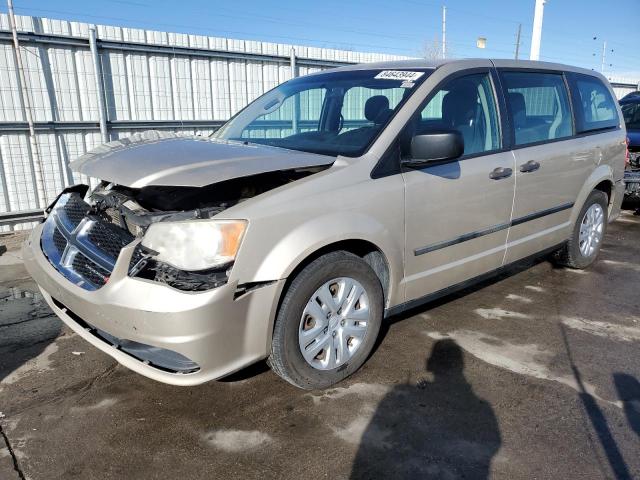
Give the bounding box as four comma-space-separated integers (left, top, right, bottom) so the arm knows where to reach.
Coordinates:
6, 6, 422, 55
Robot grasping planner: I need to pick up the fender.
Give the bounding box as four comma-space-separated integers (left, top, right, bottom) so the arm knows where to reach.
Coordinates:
250, 211, 404, 308
570, 164, 614, 225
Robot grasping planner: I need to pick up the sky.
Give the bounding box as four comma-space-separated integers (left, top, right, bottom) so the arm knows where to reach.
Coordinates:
2, 0, 639, 81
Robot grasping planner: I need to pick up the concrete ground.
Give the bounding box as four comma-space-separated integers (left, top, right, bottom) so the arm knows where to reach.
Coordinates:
1, 213, 639, 480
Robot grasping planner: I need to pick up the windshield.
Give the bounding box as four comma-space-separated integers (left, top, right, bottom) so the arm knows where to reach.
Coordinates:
212, 69, 432, 157
622, 101, 640, 130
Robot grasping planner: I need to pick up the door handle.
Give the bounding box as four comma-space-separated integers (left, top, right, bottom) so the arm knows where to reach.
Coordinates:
489, 167, 513, 180
519, 160, 541, 173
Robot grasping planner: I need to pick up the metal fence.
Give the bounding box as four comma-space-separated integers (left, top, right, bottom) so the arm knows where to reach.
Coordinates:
1, 14, 638, 231
0, 14, 409, 230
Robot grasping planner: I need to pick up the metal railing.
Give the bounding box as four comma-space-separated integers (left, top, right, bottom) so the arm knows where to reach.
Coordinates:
0, 15, 383, 228
0, 208, 44, 226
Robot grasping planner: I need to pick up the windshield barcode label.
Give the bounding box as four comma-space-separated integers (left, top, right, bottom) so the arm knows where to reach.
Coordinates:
375, 70, 425, 81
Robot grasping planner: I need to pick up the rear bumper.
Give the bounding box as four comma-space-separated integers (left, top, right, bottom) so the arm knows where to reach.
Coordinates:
23, 223, 284, 386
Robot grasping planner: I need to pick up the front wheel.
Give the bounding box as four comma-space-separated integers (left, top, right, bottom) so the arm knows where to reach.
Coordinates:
553, 190, 608, 269
268, 251, 383, 390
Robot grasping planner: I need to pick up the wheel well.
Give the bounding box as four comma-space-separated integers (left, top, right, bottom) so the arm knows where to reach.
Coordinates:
283, 240, 391, 306
594, 180, 612, 204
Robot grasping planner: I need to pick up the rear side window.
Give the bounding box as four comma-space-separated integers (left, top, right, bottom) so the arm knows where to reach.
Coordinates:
501, 71, 573, 146
569, 73, 619, 133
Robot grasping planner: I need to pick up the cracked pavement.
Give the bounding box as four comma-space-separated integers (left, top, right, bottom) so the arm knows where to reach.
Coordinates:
1, 213, 639, 479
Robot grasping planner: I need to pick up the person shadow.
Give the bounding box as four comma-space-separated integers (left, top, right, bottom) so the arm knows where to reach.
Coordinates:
350, 339, 501, 480
614, 374, 640, 441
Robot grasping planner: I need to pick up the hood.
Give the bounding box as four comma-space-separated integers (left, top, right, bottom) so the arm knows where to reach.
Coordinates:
627, 128, 640, 148
70, 131, 335, 188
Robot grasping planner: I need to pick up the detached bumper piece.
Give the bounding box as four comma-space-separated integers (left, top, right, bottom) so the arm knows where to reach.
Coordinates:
51, 298, 200, 374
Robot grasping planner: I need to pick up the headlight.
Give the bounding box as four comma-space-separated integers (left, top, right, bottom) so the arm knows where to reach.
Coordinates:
141, 220, 247, 271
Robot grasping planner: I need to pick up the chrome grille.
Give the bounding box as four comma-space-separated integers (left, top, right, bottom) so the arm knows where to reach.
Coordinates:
63, 194, 90, 229
40, 193, 136, 291
72, 253, 111, 287
87, 221, 134, 261
52, 228, 67, 254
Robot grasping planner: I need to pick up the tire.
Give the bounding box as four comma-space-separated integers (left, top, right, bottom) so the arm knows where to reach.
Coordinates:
268, 251, 383, 390
553, 190, 608, 269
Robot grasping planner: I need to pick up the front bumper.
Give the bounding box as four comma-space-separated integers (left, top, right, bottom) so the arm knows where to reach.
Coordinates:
23, 223, 284, 386
624, 170, 640, 200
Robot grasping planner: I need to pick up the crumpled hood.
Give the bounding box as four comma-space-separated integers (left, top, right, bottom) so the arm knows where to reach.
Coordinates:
70, 131, 335, 188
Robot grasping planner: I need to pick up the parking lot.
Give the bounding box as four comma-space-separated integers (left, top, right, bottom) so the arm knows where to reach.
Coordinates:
0, 211, 639, 480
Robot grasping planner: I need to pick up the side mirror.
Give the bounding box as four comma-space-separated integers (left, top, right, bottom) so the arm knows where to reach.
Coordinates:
402, 130, 464, 168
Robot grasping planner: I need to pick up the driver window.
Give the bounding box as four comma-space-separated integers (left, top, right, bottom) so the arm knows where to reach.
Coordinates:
341, 87, 404, 133
415, 73, 500, 156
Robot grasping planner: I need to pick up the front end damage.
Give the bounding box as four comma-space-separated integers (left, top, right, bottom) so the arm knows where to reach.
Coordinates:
624, 149, 640, 203
23, 164, 326, 384
43, 168, 324, 293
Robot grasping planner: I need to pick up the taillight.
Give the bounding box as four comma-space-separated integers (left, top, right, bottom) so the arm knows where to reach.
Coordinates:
625, 137, 630, 166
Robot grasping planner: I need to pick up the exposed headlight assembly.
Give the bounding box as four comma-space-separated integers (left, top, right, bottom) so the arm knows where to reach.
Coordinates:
141, 220, 247, 271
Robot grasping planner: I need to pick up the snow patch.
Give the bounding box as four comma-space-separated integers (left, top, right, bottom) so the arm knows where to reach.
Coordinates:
475, 308, 531, 320
71, 398, 118, 412
203, 429, 273, 452
524, 285, 545, 293
562, 268, 588, 274
331, 405, 390, 448
426, 330, 622, 408
505, 294, 532, 303
561, 316, 640, 343
602, 259, 640, 272
308, 382, 391, 405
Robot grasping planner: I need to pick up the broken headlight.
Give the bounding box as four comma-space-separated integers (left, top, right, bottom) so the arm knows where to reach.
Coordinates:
141, 220, 247, 271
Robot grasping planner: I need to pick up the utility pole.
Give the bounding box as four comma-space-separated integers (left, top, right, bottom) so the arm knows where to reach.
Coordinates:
529, 0, 546, 61
514, 23, 522, 60
441, 5, 446, 59
7, 0, 47, 209
600, 40, 607, 73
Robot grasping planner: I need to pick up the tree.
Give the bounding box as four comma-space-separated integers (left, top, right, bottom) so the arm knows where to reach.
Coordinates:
423, 35, 454, 61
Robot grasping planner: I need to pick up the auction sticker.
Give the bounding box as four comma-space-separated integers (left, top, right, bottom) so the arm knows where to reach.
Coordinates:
374, 70, 425, 81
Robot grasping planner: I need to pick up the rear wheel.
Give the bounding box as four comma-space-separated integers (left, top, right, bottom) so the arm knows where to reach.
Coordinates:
268, 251, 383, 390
553, 190, 608, 269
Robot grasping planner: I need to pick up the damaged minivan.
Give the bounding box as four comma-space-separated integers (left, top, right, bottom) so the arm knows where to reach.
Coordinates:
23, 59, 626, 389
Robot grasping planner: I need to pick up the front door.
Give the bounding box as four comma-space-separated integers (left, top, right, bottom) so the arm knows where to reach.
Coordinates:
402, 71, 515, 302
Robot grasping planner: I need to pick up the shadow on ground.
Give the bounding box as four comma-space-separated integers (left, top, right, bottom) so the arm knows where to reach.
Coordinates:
615, 374, 640, 441
0, 287, 61, 385
351, 339, 501, 479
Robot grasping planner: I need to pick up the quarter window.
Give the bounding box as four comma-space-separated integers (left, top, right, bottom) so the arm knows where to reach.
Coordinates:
414, 73, 500, 156
570, 74, 619, 133
502, 71, 573, 146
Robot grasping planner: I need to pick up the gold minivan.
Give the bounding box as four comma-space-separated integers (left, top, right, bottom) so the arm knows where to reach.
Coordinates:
23, 59, 626, 389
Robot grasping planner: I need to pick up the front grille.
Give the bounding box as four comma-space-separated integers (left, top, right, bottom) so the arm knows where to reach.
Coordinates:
72, 253, 110, 287
52, 228, 67, 254
87, 221, 134, 261
63, 194, 90, 228
41, 193, 137, 291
